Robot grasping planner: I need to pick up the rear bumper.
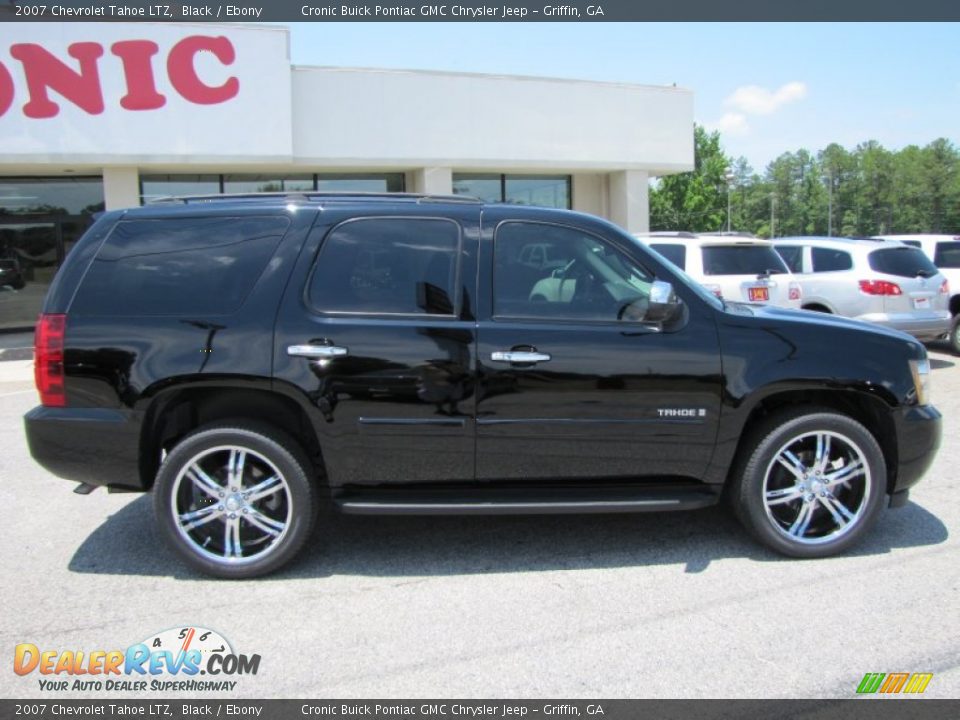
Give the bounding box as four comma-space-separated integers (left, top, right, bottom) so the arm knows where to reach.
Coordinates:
24, 406, 145, 491
857, 311, 951, 341
890, 404, 941, 495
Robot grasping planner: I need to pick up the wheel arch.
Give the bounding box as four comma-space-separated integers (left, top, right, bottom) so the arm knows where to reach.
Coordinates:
139, 382, 325, 491
727, 388, 898, 495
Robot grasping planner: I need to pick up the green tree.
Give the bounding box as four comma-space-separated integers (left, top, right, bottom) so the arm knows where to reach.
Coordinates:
650, 125, 731, 231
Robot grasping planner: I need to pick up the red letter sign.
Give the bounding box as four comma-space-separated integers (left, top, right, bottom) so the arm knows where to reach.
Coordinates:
111, 40, 166, 111
0, 61, 13, 118
167, 36, 239, 105
10, 42, 105, 118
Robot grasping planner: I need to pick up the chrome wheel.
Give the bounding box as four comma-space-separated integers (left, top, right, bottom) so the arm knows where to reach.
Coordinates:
171, 445, 292, 565
762, 430, 871, 545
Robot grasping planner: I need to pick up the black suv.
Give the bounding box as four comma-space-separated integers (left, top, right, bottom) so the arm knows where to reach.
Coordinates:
25, 194, 942, 577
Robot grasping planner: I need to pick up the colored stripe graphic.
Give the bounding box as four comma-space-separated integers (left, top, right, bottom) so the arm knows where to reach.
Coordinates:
856, 672, 932, 694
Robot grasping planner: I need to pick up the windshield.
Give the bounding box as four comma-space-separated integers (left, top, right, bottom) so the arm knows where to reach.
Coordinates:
702, 245, 790, 276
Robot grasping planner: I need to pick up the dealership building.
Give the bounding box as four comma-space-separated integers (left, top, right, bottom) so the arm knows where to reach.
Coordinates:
0, 22, 694, 329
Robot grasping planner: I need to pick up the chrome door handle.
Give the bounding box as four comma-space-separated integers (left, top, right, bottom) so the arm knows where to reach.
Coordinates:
491, 351, 551, 364
287, 344, 349, 358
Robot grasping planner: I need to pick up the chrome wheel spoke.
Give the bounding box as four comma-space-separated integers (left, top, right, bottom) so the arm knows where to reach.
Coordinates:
787, 502, 816, 538
814, 433, 832, 473
228, 449, 247, 490
222, 516, 242, 559
822, 492, 856, 523
246, 475, 283, 503
818, 494, 849, 529
244, 509, 285, 538
766, 485, 802, 506
179, 505, 224, 531
186, 465, 224, 499
823, 460, 864, 488
776, 451, 807, 481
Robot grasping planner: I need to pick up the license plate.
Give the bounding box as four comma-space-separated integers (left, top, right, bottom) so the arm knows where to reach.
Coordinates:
748, 286, 769, 302
913, 297, 931, 310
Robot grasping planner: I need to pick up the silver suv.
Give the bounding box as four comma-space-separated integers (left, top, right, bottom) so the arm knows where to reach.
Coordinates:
873, 235, 960, 353
773, 237, 950, 341
637, 232, 802, 309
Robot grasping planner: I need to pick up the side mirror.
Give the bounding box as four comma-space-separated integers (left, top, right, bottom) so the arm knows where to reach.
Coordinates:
645, 280, 681, 323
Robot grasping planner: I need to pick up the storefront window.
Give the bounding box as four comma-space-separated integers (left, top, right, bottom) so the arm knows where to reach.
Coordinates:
315, 174, 405, 193
452, 174, 502, 204
505, 176, 571, 208
222, 175, 315, 193
0, 176, 103, 330
453, 173, 571, 208
140, 175, 220, 203
142, 173, 405, 203
0, 177, 104, 216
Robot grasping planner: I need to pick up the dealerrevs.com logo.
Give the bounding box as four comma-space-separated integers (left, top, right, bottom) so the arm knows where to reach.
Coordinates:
14, 627, 261, 693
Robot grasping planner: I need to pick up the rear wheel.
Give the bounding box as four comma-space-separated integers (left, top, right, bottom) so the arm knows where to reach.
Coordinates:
949, 315, 960, 355
731, 409, 886, 558
154, 424, 318, 578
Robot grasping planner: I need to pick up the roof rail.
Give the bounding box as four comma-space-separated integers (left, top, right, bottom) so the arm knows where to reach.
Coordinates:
698, 231, 757, 238
146, 191, 483, 205
636, 231, 700, 239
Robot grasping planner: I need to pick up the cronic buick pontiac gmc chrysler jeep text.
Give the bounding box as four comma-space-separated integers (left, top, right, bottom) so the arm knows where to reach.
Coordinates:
24, 194, 942, 577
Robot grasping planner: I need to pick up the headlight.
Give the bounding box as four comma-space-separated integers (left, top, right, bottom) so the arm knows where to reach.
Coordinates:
909, 358, 931, 406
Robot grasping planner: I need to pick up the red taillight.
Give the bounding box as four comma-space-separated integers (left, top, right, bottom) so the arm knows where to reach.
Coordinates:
704, 283, 723, 298
859, 280, 903, 296
788, 281, 802, 301
940, 279, 950, 295
35, 313, 66, 407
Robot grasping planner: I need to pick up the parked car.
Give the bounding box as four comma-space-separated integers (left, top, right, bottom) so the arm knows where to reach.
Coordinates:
773, 237, 951, 342
873, 235, 960, 353
637, 232, 802, 308
25, 195, 940, 577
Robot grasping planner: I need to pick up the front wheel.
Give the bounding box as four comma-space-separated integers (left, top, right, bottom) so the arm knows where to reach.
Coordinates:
731, 409, 886, 558
154, 424, 318, 578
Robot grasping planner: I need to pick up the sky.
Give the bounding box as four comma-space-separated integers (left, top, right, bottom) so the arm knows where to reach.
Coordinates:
278, 22, 960, 174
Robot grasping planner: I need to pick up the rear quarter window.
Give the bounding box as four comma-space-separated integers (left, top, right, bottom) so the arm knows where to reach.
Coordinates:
868, 247, 939, 278
933, 241, 960, 269
811, 247, 853, 272
70, 216, 290, 316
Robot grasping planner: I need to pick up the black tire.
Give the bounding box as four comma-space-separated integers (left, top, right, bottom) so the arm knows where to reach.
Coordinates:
950, 315, 960, 355
730, 408, 886, 558
154, 424, 318, 578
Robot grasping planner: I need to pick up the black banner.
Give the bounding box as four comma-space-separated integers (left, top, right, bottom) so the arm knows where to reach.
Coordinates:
1, 0, 959, 22
4, 700, 960, 720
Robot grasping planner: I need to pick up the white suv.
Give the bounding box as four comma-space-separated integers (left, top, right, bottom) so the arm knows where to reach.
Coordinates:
773, 237, 951, 342
873, 235, 960, 352
637, 232, 802, 308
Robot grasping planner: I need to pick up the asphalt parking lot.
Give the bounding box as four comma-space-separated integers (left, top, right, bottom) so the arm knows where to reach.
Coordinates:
2, 342, 959, 700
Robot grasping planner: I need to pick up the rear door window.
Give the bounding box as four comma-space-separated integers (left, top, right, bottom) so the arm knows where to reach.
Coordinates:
649, 243, 686, 270
811, 247, 853, 272
308, 217, 461, 316
701, 246, 789, 276
70, 216, 290, 316
868, 247, 939, 278
933, 241, 960, 269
